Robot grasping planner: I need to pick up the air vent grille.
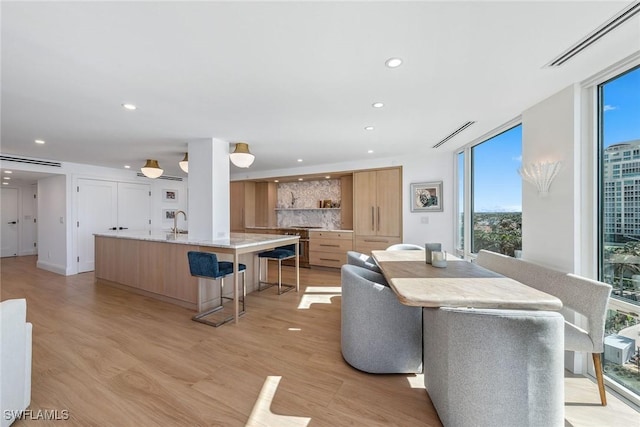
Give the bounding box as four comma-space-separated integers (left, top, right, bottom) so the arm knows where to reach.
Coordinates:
0, 155, 62, 167
432, 121, 476, 149
136, 173, 183, 181
546, 1, 640, 67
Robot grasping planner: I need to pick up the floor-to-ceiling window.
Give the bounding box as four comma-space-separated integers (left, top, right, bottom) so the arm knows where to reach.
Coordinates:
598, 65, 640, 399
456, 123, 522, 258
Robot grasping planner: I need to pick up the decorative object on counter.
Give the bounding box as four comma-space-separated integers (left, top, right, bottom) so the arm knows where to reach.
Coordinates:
290, 191, 297, 208
425, 243, 442, 264
162, 189, 178, 202
431, 250, 447, 268
141, 159, 163, 178
179, 153, 188, 173
229, 142, 255, 168
331, 200, 341, 208
518, 161, 562, 197
410, 181, 443, 212
322, 199, 332, 208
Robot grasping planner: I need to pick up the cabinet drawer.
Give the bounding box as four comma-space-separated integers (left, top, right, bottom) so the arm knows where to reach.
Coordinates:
310, 230, 353, 240
310, 252, 346, 268
310, 239, 353, 253
354, 236, 401, 255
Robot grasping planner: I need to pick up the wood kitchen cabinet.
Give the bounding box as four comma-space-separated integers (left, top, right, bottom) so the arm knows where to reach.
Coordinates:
309, 230, 354, 268
353, 167, 402, 253
230, 181, 256, 231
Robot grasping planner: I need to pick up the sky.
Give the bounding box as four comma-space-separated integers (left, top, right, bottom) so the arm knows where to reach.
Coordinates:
460, 65, 640, 213
602, 65, 640, 148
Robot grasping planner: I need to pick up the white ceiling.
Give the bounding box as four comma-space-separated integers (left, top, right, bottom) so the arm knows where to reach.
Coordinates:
2, 1, 639, 181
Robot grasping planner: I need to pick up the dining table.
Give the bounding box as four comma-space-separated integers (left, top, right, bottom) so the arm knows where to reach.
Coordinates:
371, 250, 562, 310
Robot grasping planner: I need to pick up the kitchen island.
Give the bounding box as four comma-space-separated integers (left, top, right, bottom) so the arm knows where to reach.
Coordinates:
94, 231, 299, 324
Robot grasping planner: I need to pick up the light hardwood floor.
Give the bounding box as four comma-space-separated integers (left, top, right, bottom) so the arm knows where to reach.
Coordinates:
1, 256, 637, 426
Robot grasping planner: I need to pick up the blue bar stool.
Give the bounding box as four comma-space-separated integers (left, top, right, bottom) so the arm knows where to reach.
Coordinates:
187, 251, 246, 327
258, 244, 296, 295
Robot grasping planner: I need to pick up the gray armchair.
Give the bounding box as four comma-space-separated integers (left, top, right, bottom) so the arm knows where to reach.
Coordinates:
340, 264, 422, 373
346, 250, 381, 273
423, 307, 565, 427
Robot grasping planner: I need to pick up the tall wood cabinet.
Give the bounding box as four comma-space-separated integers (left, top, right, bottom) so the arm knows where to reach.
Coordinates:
353, 167, 402, 254
230, 181, 276, 231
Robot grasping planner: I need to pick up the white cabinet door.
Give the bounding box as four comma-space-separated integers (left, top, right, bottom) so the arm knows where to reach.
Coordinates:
77, 179, 151, 272
77, 179, 118, 272
117, 182, 151, 232
0, 188, 19, 257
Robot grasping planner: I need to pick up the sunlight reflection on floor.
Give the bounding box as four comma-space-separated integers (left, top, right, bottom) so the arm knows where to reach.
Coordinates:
297, 286, 341, 310
246, 376, 311, 427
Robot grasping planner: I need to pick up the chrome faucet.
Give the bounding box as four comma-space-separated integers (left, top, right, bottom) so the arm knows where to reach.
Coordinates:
173, 210, 187, 236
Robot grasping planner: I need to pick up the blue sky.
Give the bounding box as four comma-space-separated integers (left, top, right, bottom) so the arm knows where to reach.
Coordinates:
461, 65, 640, 213
602, 66, 640, 148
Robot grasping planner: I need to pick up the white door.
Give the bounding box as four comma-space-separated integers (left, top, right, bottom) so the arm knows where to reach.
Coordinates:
117, 182, 151, 232
0, 188, 19, 257
77, 179, 117, 272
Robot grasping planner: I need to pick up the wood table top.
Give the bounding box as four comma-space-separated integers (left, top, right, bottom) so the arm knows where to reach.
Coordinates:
371, 250, 563, 311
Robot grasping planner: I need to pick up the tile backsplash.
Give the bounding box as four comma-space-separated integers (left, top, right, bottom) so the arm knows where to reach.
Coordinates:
277, 180, 341, 229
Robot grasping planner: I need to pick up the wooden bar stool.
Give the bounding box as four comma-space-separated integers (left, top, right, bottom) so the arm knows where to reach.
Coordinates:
258, 244, 296, 295
187, 251, 246, 327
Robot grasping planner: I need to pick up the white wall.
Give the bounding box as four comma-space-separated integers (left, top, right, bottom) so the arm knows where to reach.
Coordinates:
37, 175, 67, 274
521, 84, 579, 272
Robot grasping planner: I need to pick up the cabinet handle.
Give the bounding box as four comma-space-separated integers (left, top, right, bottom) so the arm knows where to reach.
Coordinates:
377, 206, 380, 231
371, 206, 375, 231
319, 244, 340, 247
363, 239, 388, 243
320, 257, 340, 262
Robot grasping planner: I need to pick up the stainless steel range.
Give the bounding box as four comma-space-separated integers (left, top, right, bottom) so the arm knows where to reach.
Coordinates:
277, 226, 321, 268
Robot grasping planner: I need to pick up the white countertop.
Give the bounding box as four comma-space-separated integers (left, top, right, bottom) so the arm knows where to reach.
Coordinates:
94, 230, 299, 249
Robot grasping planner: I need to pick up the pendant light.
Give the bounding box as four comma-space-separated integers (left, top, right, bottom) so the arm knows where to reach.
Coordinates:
229, 142, 255, 168
141, 159, 163, 178
179, 153, 189, 173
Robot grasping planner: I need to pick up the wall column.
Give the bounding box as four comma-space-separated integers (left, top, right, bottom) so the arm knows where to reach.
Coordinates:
187, 139, 230, 240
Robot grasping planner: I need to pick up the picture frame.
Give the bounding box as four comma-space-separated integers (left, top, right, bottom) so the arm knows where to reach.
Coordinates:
163, 209, 176, 222
410, 181, 443, 212
162, 189, 178, 202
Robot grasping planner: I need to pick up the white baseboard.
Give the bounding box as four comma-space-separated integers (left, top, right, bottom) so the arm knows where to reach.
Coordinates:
36, 260, 69, 276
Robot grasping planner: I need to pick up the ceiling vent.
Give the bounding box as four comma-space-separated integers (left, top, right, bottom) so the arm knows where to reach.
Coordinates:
0, 155, 62, 168
136, 172, 183, 181
546, 1, 640, 67
432, 121, 476, 149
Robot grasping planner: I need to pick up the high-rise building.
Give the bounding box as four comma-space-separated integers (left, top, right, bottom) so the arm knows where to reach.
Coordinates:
603, 139, 640, 243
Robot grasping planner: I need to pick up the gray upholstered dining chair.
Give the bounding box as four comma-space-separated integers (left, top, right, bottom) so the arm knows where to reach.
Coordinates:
346, 250, 381, 273
477, 249, 613, 405
386, 243, 424, 251
340, 264, 422, 374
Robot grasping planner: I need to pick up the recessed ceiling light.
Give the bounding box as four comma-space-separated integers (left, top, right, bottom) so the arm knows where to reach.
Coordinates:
3, 177, 11, 180
274, 180, 279, 183
2, 182, 8, 185
124, 165, 131, 169
385, 57, 403, 68
368, 150, 374, 154
372, 102, 384, 108
298, 178, 303, 181
325, 176, 331, 179
122, 103, 137, 110
364, 126, 374, 131
4, 171, 12, 174
297, 159, 303, 162
34, 139, 45, 144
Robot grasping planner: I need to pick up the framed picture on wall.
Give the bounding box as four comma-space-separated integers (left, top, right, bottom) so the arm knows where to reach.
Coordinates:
410, 181, 443, 212
163, 209, 176, 222
162, 189, 178, 202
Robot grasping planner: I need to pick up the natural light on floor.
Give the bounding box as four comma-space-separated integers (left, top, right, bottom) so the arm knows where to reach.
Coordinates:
245, 376, 311, 427
297, 286, 341, 310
